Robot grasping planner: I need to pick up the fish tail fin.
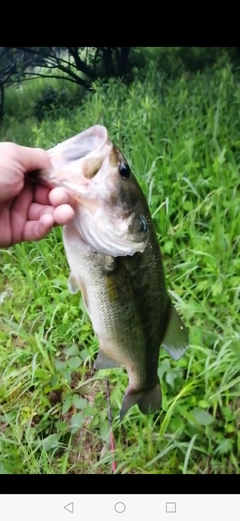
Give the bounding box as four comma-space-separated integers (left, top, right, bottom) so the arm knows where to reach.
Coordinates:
162, 300, 189, 361
120, 381, 162, 421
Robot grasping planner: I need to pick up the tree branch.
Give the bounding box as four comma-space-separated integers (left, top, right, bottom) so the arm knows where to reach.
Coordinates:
67, 47, 97, 80
8, 71, 90, 89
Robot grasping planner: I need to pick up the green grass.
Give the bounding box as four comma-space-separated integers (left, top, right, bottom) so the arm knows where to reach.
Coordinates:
0, 60, 240, 474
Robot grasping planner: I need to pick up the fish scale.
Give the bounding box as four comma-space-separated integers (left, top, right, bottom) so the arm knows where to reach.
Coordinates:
70, 245, 147, 379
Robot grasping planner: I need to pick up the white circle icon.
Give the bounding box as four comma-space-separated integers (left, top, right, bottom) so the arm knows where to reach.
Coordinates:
114, 502, 126, 513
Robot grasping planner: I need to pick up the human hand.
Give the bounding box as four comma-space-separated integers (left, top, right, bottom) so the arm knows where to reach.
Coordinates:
0, 142, 75, 247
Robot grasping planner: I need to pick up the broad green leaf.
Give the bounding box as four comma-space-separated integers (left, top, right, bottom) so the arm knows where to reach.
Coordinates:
70, 412, 84, 433
68, 356, 82, 370
42, 433, 61, 451
191, 407, 214, 426
64, 345, 79, 356
55, 360, 66, 371
72, 396, 88, 410
166, 371, 177, 389
62, 398, 72, 415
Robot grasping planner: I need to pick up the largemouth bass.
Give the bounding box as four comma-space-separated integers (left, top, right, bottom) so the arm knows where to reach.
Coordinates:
37, 125, 189, 420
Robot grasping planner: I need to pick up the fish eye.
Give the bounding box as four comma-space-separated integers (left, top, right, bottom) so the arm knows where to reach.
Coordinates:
139, 215, 148, 233
119, 162, 131, 178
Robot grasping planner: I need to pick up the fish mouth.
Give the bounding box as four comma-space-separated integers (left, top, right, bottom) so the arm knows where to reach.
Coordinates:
30, 126, 150, 256
31, 125, 111, 195
47, 124, 108, 166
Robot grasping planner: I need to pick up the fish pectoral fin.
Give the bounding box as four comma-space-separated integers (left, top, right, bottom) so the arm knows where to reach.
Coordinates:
162, 301, 189, 361
120, 382, 162, 421
94, 350, 121, 370
67, 273, 80, 294
68, 273, 90, 312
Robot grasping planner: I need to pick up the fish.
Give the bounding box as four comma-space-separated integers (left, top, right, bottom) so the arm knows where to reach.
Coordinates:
37, 124, 189, 421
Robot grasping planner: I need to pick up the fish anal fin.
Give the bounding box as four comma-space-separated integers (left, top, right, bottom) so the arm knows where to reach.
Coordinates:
94, 350, 121, 370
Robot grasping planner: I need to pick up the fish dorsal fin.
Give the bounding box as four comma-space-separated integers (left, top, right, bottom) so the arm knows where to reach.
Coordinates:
162, 301, 189, 361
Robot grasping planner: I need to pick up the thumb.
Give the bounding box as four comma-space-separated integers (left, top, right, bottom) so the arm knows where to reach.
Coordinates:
17, 145, 52, 174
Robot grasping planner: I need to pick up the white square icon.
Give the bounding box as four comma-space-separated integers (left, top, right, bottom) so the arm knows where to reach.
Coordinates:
166, 502, 176, 513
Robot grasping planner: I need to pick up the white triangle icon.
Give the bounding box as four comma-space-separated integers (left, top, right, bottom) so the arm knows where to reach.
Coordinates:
64, 502, 74, 514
